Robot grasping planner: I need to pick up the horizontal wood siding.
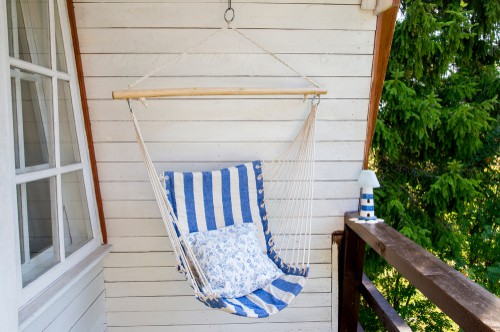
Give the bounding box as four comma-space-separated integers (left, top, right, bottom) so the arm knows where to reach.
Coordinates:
74, 0, 376, 329
21, 263, 106, 332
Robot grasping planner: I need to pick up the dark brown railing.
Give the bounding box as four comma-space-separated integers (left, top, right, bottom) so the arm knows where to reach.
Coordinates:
338, 212, 500, 332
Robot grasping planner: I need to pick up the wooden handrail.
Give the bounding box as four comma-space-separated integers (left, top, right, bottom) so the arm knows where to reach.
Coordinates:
112, 87, 328, 100
339, 212, 500, 331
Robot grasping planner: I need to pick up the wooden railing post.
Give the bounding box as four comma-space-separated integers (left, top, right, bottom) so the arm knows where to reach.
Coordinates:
339, 218, 366, 331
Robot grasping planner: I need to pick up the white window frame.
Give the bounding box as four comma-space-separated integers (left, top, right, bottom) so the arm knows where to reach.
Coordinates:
2, 0, 102, 307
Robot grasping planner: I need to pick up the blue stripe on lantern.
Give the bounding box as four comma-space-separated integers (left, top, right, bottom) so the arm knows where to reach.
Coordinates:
361, 205, 375, 211
361, 193, 374, 199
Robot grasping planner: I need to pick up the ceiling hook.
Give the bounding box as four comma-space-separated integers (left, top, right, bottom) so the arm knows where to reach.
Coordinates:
224, 0, 235, 27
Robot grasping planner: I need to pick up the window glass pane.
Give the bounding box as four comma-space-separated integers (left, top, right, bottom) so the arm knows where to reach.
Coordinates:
7, 0, 51, 68
55, 2, 68, 72
62, 170, 93, 257
17, 177, 60, 287
59, 80, 80, 165
12, 69, 54, 172
7, 0, 14, 57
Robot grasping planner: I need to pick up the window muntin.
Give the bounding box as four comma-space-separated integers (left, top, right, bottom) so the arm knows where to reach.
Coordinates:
5, 0, 100, 300
11, 68, 54, 173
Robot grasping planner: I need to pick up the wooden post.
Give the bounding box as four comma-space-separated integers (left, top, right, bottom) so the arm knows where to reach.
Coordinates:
339, 217, 366, 331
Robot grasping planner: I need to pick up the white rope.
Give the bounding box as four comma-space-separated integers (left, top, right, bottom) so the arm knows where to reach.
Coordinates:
126, 26, 320, 94
233, 27, 321, 89
127, 27, 224, 90
129, 104, 217, 297
263, 101, 317, 268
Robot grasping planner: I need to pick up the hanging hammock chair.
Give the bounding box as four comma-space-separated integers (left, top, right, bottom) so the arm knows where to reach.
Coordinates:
113, 11, 327, 317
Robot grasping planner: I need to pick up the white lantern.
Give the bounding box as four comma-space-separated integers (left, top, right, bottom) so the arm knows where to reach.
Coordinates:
354, 170, 384, 223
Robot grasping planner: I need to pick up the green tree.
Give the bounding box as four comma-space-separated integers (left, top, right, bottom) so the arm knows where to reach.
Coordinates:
361, 0, 499, 330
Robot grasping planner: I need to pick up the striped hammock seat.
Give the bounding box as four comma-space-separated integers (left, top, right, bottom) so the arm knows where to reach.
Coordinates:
164, 161, 308, 317
130, 97, 318, 318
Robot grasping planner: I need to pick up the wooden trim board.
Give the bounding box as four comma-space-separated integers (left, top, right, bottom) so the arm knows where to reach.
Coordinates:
67, 0, 107, 243
363, 0, 399, 169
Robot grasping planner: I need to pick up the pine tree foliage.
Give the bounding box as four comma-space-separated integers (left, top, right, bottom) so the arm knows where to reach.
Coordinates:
361, 0, 499, 330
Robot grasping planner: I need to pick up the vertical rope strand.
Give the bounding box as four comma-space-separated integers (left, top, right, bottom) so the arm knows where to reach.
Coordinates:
129, 103, 216, 297
263, 99, 317, 267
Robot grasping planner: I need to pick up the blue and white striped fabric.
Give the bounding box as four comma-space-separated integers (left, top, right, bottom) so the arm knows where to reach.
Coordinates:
164, 161, 263, 234
164, 161, 309, 318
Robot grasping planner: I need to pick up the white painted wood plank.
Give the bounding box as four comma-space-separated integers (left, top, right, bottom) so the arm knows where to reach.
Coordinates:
96, 161, 363, 182
79, 28, 374, 54
88, 99, 370, 121
84, 76, 371, 100
106, 307, 331, 326
76, 2, 372, 328
104, 216, 345, 237
106, 322, 329, 332
82, 54, 373, 77
107, 234, 331, 252
107, 322, 332, 332
105, 277, 330, 298
105, 292, 331, 312
43, 273, 105, 332
21, 264, 104, 332
104, 249, 331, 268
99, 180, 359, 201
69, 291, 106, 332
90, 121, 367, 143
361, 0, 377, 10
85, 312, 107, 332
101, 199, 358, 219
104, 264, 331, 282
93, 142, 366, 163
75, 0, 360, 4
375, 0, 396, 15
75, 3, 376, 30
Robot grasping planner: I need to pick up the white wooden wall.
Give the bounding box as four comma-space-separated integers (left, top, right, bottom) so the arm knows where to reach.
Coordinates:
21, 263, 106, 332
74, 1, 376, 330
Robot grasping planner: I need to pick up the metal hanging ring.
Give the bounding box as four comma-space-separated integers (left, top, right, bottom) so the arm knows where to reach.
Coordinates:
224, 7, 235, 24
311, 94, 321, 106
126, 99, 134, 113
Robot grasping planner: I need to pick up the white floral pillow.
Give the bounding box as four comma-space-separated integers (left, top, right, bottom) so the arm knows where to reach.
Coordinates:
186, 223, 283, 299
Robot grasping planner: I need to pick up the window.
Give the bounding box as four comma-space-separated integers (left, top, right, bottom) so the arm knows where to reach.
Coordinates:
4, 0, 101, 304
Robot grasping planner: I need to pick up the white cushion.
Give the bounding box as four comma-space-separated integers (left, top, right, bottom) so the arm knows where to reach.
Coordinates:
186, 223, 283, 298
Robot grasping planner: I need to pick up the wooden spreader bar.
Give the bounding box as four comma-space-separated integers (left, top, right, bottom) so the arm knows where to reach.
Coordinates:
112, 87, 328, 100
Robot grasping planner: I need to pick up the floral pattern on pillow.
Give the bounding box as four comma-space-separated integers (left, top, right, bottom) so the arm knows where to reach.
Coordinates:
186, 223, 284, 299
